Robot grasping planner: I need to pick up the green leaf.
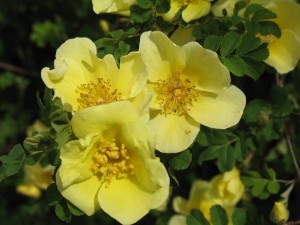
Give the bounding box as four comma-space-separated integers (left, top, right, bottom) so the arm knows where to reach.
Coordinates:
244, 4, 272, 19
114, 41, 130, 59
94, 37, 115, 49
204, 35, 222, 52
217, 145, 236, 172
210, 205, 228, 225
156, 16, 175, 32
130, 5, 154, 23
47, 183, 63, 207
169, 150, 192, 170
67, 202, 84, 216
232, 208, 246, 225
243, 99, 272, 124
242, 57, 265, 80
221, 56, 245, 76
0, 144, 25, 178
220, 32, 241, 56
187, 209, 210, 225
55, 200, 72, 223
267, 180, 280, 194
236, 32, 261, 56
138, 0, 154, 9
108, 29, 124, 39
156, 0, 170, 13
257, 21, 281, 38
245, 43, 269, 61
233, 1, 247, 15
198, 145, 223, 163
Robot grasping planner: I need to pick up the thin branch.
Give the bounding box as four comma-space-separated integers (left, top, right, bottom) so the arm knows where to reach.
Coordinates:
284, 126, 300, 181
285, 220, 300, 225
0, 61, 37, 77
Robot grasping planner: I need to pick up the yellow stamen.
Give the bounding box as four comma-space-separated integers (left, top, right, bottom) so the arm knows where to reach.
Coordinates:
76, 78, 122, 111
256, 33, 277, 45
91, 139, 134, 183
155, 72, 200, 115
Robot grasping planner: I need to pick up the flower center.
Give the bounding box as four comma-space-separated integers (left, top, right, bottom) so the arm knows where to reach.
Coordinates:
91, 139, 134, 183
155, 72, 200, 115
76, 78, 122, 111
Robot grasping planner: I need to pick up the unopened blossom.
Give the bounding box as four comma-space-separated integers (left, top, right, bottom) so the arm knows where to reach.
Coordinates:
17, 120, 54, 199
162, 0, 213, 23
250, 0, 300, 74
139, 31, 246, 153
56, 101, 170, 224
169, 168, 245, 225
42, 38, 150, 120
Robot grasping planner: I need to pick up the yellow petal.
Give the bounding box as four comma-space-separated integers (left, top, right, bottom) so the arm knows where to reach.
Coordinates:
188, 85, 246, 129
56, 173, 101, 216
169, 215, 187, 225
58, 133, 100, 188
130, 88, 153, 122
41, 38, 99, 111
120, 121, 170, 191
265, 29, 300, 74
16, 183, 41, 199
170, 28, 196, 46
212, 0, 240, 17
115, 51, 147, 98
71, 101, 139, 139
161, 1, 182, 21
182, 42, 231, 92
98, 176, 169, 224
41, 60, 85, 111
139, 31, 186, 82
182, 0, 211, 22
55, 37, 96, 68
92, 0, 136, 14
148, 113, 199, 153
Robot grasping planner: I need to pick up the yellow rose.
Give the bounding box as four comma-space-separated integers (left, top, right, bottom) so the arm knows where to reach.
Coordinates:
56, 101, 170, 224
41, 37, 151, 120
139, 31, 246, 153
250, 0, 300, 74
92, 0, 136, 14
170, 168, 244, 225
162, 0, 213, 22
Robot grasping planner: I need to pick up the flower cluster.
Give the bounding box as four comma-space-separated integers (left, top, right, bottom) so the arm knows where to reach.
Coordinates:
19, 0, 300, 224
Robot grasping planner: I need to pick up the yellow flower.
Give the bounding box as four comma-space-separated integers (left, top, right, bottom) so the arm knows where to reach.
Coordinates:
270, 202, 289, 225
56, 101, 170, 224
17, 163, 55, 199
170, 168, 245, 225
41, 37, 150, 120
17, 120, 54, 199
250, 0, 300, 74
139, 31, 246, 153
162, 0, 213, 23
92, 0, 136, 14
211, 0, 241, 16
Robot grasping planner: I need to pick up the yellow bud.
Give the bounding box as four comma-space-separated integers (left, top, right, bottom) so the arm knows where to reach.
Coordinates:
270, 202, 289, 225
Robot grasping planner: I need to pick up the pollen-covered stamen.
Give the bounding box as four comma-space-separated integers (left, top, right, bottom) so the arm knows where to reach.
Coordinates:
91, 139, 134, 183
76, 78, 122, 111
155, 72, 200, 115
